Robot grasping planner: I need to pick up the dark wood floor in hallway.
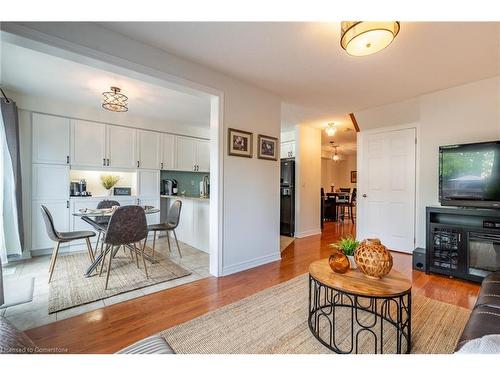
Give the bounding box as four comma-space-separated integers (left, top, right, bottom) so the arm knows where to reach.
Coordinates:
25, 221, 480, 353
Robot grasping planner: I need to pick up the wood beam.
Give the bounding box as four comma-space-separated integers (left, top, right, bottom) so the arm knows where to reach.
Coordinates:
349, 113, 360, 132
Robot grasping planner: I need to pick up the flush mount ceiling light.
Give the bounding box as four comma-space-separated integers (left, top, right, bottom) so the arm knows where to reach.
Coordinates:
325, 122, 337, 137
340, 21, 400, 57
102, 86, 128, 112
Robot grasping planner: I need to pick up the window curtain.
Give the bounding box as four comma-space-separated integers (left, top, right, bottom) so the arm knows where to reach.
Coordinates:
0, 96, 23, 264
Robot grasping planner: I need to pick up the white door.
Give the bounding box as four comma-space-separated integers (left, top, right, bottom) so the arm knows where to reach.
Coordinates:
137, 169, 160, 198
196, 139, 210, 172
357, 128, 416, 253
107, 125, 137, 169
32, 164, 69, 200
175, 136, 197, 171
32, 200, 69, 250
161, 133, 175, 170
71, 120, 107, 167
32, 113, 70, 165
138, 130, 161, 169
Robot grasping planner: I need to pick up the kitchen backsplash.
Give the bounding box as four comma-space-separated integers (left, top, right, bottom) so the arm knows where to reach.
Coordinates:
161, 170, 210, 197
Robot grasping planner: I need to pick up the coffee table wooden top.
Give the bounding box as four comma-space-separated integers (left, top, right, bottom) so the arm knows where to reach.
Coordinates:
309, 259, 412, 298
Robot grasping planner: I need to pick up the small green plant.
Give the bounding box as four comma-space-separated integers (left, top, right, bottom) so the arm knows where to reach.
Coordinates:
330, 235, 359, 256
100, 174, 120, 190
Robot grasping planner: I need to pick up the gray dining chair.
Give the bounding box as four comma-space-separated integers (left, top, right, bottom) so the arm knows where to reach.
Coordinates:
41, 205, 96, 283
82, 200, 120, 257
99, 205, 149, 290
146, 200, 183, 260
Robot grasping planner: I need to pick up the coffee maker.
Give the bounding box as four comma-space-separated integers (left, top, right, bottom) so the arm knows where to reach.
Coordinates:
70, 179, 91, 196
162, 179, 178, 196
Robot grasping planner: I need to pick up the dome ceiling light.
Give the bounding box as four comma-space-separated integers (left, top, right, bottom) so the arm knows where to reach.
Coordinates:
340, 21, 400, 57
325, 122, 337, 137
102, 86, 128, 112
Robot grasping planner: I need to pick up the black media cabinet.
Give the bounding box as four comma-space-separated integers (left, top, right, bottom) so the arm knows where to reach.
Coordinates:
426, 206, 500, 283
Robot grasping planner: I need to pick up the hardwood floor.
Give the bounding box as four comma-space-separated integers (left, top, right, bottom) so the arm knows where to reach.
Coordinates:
25, 221, 480, 353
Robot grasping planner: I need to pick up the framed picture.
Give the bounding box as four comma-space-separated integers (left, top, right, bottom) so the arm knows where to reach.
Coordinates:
257, 134, 278, 161
228, 128, 253, 158
351, 170, 357, 183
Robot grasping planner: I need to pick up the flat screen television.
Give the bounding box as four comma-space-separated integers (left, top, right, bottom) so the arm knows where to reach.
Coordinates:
439, 140, 500, 208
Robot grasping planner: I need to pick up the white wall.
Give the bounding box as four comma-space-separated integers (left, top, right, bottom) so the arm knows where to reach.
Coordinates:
3, 22, 282, 275
355, 76, 500, 249
321, 154, 357, 192
295, 124, 322, 238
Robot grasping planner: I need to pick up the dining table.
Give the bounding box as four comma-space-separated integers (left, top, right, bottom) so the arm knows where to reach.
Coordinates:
73, 206, 160, 277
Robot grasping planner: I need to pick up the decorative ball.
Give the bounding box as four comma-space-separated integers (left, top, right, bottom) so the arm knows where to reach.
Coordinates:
354, 238, 393, 279
328, 249, 350, 274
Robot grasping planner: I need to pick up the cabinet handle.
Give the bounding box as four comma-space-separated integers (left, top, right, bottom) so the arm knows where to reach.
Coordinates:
66, 155, 70, 164
66, 200, 69, 209
107, 158, 110, 166
161, 162, 164, 169
137, 161, 140, 168
103, 158, 106, 166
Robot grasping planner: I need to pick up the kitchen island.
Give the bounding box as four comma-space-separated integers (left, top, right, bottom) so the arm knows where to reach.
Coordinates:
160, 195, 209, 253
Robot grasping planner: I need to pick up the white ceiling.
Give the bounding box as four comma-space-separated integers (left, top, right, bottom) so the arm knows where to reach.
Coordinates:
0, 42, 211, 127
99, 22, 500, 129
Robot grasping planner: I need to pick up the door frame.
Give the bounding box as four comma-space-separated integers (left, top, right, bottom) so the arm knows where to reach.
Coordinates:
356, 122, 420, 253
2, 26, 225, 276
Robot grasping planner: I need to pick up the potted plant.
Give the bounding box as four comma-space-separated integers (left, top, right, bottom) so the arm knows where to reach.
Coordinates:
330, 235, 359, 269
100, 175, 120, 196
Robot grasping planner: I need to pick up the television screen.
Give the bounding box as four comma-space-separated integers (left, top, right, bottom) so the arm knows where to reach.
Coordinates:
440, 141, 500, 207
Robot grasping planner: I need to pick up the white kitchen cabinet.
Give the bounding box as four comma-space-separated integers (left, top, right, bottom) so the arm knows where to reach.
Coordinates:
32, 164, 69, 200
175, 136, 197, 171
71, 120, 107, 167
137, 130, 161, 169
107, 125, 137, 169
32, 113, 70, 165
31, 200, 69, 251
196, 139, 210, 172
161, 133, 175, 170
137, 170, 160, 198
193, 200, 210, 252
280, 141, 295, 159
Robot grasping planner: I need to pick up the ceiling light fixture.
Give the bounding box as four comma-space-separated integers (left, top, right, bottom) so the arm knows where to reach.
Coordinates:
330, 142, 341, 162
325, 122, 337, 137
340, 21, 400, 57
102, 86, 128, 112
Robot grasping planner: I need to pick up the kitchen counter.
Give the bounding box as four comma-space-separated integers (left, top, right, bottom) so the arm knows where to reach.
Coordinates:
161, 194, 209, 201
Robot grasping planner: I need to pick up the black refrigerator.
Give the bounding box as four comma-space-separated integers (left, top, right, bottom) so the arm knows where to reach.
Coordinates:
280, 159, 295, 237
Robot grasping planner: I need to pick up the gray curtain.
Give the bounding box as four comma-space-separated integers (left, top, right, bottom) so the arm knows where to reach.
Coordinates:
1, 98, 24, 250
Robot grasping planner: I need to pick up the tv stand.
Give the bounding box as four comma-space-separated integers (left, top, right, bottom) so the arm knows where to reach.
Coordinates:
426, 206, 500, 283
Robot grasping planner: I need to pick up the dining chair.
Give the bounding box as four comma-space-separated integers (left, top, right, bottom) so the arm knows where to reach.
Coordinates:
41, 205, 96, 283
99, 205, 149, 290
82, 200, 121, 258
146, 200, 183, 260
348, 188, 357, 222
336, 193, 351, 222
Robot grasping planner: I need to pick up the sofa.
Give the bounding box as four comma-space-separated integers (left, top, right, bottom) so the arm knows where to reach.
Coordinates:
455, 271, 500, 353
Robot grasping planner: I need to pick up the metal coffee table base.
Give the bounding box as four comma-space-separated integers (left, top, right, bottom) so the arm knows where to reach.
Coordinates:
308, 275, 412, 354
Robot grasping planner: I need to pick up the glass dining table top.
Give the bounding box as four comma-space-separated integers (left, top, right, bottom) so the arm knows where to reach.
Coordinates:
73, 206, 160, 217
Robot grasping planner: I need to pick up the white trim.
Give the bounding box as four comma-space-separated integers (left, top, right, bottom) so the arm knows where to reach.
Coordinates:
222, 252, 281, 276
295, 228, 322, 238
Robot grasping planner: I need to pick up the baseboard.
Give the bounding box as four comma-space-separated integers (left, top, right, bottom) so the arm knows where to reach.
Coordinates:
222, 252, 281, 276
295, 228, 322, 238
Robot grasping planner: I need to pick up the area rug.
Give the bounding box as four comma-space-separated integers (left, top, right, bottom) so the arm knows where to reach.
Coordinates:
160, 274, 470, 354
280, 236, 295, 253
0, 277, 34, 308
49, 250, 191, 314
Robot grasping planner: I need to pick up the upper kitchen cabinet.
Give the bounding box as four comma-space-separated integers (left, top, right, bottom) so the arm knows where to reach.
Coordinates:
175, 136, 197, 171
280, 140, 295, 159
71, 119, 106, 167
196, 139, 210, 172
137, 169, 160, 198
161, 133, 175, 170
138, 130, 161, 169
107, 125, 137, 169
32, 113, 70, 165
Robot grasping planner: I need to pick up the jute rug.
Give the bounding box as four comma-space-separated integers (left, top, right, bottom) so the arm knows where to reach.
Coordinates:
49, 249, 191, 314
160, 274, 470, 354
280, 236, 295, 253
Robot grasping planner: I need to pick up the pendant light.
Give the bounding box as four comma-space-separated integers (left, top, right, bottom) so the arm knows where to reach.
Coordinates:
325, 122, 337, 137
102, 86, 128, 112
340, 21, 400, 57
330, 142, 341, 162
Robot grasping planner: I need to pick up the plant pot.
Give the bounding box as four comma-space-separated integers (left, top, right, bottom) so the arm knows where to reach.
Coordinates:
107, 189, 113, 196
347, 255, 357, 269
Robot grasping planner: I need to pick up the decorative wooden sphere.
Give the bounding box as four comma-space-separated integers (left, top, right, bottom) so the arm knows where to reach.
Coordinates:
354, 238, 393, 279
328, 249, 350, 274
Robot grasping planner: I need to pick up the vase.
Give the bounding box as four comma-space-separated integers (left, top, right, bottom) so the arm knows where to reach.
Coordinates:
107, 189, 112, 196
347, 255, 357, 269
354, 238, 393, 279
328, 249, 350, 274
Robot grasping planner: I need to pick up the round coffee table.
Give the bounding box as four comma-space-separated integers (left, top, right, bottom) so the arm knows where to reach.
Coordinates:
308, 259, 412, 354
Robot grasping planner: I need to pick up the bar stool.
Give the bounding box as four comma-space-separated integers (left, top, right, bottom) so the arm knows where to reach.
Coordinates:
41, 205, 96, 283
146, 200, 183, 260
